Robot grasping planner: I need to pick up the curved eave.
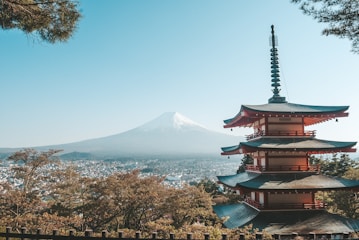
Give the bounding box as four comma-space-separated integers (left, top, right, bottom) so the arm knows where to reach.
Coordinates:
217, 172, 260, 188
221, 138, 357, 155
221, 145, 242, 155
224, 103, 349, 128
237, 173, 359, 191
213, 203, 259, 229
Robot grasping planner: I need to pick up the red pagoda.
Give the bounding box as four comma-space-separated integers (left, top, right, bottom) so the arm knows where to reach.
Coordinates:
214, 26, 359, 235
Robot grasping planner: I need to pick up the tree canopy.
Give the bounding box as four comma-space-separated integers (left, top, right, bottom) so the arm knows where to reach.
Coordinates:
0, 149, 220, 234
0, 0, 81, 43
292, 0, 359, 53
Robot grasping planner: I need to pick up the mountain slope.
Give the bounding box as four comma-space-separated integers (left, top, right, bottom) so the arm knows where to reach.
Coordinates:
1, 112, 243, 158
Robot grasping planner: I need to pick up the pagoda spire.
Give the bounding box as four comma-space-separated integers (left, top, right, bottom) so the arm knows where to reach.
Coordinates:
268, 25, 287, 103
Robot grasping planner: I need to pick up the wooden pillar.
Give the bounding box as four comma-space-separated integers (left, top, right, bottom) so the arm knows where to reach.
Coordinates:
187, 233, 192, 240
84, 229, 92, 237
291, 232, 298, 239
34, 228, 41, 240
170, 233, 175, 240
135, 231, 140, 240
204, 233, 210, 240
21, 227, 26, 240
239, 233, 245, 240
6, 227, 11, 240
221, 233, 227, 240
325, 232, 332, 240
69, 230, 74, 237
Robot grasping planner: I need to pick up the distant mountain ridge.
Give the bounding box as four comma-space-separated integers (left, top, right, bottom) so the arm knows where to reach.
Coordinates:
0, 112, 242, 159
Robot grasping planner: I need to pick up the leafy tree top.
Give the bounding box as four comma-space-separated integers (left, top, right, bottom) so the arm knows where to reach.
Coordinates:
292, 0, 359, 53
0, 0, 81, 43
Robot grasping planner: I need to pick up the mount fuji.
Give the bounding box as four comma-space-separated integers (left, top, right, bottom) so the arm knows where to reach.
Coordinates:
0, 112, 242, 159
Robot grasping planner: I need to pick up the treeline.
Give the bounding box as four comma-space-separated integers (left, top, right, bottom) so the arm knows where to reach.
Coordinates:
1, 149, 359, 238
0, 149, 222, 236
309, 154, 359, 219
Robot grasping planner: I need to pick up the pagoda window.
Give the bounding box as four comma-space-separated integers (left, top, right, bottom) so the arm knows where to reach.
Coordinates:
267, 117, 304, 136
251, 191, 255, 201
253, 158, 258, 167
259, 192, 264, 206
251, 152, 266, 171
267, 152, 307, 171
254, 119, 265, 128
253, 120, 265, 136
268, 192, 313, 209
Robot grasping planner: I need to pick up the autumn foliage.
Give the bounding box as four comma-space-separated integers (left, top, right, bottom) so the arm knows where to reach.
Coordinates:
0, 149, 220, 236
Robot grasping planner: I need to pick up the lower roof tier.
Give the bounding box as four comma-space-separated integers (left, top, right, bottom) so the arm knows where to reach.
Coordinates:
221, 137, 357, 155
217, 172, 359, 190
213, 203, 359, 234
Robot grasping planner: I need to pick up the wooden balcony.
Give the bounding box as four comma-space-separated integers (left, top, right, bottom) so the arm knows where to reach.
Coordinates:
246, 164, 320, 172
244, 198, 262, 209
246, 130, 316, 140
267, 202, 326, 210
244, 198, 326, 210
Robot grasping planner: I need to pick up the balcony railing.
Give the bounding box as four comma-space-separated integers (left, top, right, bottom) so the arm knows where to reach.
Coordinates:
246, 130, 316, 140
246, 164, 320, 172
244, 198, 326, 210
267, 202, 326, 210
244, 198, 262, 209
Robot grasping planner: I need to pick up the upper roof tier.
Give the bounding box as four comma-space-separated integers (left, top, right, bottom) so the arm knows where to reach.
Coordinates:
224, 25, 350, 129
224, 103, 349, 128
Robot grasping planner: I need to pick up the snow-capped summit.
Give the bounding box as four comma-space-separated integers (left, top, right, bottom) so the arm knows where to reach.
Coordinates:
172, 112, 206, 129
137, 112, 206, 131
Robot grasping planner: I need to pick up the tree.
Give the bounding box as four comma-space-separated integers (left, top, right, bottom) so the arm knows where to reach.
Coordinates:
328, 166, 359, 218
237, 154, 253, 173
108, 170, 168, 231
0, 149, 62, 231
311, 153, 355, 177
48, 166, 84, 231
194, 178, 219, 196
7, 148, 62, 194
328, 190, 358, 218
165, 185, 217, 228
311, 154, 359, 218
292, 0, 359, 53
0, 0, 81, 43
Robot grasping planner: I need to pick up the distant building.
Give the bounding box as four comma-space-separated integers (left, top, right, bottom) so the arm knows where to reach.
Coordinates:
214, 25, 359, 235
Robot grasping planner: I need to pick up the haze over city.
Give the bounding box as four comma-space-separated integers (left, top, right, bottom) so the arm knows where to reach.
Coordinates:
1, 1, 359, 149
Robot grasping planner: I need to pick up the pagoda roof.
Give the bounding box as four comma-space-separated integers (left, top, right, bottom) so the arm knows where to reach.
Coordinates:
221, 137, 357, 155
213, 203, 259, 229
224, 102, 349, 128
213, 203, 359, 234
218, 172, 359, 190
217, 172, 260, 188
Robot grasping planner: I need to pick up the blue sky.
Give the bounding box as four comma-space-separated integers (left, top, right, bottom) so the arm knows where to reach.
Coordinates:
1, 1, 359, 148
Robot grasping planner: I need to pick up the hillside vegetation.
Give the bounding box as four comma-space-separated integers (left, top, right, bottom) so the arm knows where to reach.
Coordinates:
1, 149, 359, 239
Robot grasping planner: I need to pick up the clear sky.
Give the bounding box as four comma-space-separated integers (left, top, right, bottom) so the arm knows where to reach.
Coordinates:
1, 1, 359, 148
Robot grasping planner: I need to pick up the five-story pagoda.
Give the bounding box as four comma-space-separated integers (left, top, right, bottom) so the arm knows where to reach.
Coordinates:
214, 26, 359, 235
